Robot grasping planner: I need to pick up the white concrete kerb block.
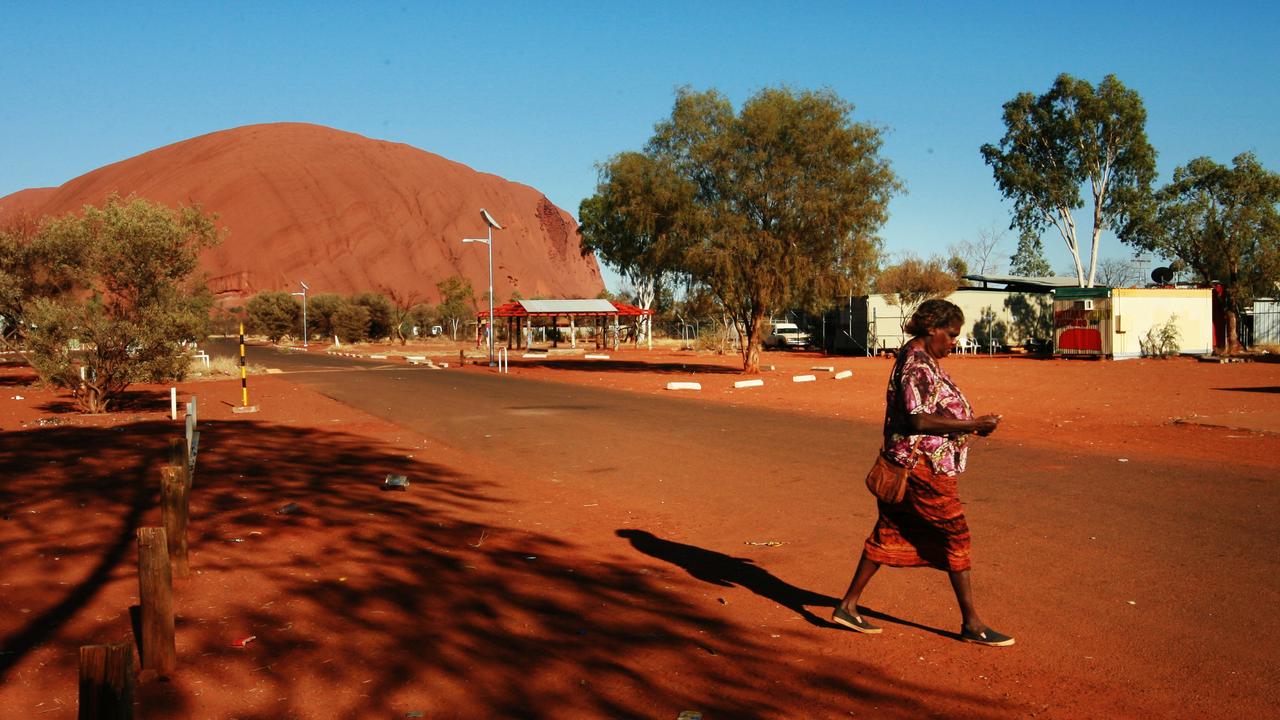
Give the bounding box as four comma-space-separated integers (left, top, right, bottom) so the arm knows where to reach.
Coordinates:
811, 366, 835, 372
734, 379, 765, 389
834, 370, 854, 380
792, 374, 817, 383
584, 354, 610, 360
666, 381, 702, 391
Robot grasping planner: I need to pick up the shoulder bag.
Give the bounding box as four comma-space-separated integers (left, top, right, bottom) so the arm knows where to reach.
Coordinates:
864, 440, 921, 504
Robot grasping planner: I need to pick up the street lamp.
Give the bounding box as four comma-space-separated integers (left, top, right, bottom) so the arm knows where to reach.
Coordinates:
462, 208, 501, 366
290, 280, 309, 349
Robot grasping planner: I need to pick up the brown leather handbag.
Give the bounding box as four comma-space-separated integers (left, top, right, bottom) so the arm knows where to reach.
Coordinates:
864, 442, 921, 504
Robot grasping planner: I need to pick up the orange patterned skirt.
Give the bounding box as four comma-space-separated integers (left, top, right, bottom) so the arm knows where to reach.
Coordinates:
863, 461, 972, 571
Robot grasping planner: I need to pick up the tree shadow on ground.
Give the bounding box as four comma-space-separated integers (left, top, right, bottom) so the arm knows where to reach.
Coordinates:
0, 418, 1025, 719
1214, 386, 1280, 394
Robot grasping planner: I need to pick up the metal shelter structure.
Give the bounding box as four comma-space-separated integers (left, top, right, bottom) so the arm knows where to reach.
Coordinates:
477, 299, 654, 351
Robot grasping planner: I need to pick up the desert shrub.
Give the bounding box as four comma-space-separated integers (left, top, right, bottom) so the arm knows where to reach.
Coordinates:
1140, 315, 1181, 358
351, 292, 394, 340
245, 291, 300, 343
331, 303, 371, 343
22, 194, 219, 413
305, 293, 344, 339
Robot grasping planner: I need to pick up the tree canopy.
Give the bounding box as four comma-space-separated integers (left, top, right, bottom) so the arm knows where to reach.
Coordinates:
580, 86, 899, 372
435, 275, 476, 340
1008, 231, 1053, 277
981, 73, 1156, 287
1126, 152, 1280, 353
246, 291, 301, 343
22, 194, 220, 412
874, 256, 959, 332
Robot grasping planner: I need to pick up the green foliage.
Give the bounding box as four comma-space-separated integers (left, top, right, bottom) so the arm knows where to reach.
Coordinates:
331, 302, 371, 343
874, 256, 960, 331
351, 292, 394, 341
22, 194, 220, 413
306, 293, 345, 339
1008, 231, 1054, 277
981, 73, 1156, 287
580, 85, 899, 372
435, 275, 476, 340
245, 291, 300, 343
1140, 315, 1181, 358
409, 303, 437, 336
1126, 152, 1280, 353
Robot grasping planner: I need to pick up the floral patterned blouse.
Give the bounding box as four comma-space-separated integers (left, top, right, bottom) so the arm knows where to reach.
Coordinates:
883, 339, 973, 476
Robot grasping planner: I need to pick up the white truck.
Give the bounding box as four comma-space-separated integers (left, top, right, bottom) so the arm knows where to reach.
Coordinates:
763, 322, 810, 349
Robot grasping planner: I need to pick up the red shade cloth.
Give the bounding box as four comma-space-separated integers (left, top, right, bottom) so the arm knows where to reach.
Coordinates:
863, 461, 972, 572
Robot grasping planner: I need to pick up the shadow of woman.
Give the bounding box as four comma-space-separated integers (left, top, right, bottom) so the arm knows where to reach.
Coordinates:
616, 529, 839, 628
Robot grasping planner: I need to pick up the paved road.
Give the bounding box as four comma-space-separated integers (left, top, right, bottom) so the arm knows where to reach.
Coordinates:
206, 339, 1279, 717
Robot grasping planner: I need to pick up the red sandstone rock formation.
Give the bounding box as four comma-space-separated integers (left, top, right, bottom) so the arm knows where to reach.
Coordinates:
0, 123, 603, 305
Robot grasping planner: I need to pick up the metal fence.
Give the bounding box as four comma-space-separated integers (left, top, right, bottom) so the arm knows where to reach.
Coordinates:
1244, 306, 1280, 347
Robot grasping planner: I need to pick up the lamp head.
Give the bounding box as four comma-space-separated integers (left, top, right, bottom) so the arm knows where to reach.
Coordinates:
480, 208, 501, 230
299, 281, 309, 291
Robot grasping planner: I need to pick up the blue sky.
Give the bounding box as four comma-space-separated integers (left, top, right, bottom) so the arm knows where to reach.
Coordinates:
3, 2, 1277, 290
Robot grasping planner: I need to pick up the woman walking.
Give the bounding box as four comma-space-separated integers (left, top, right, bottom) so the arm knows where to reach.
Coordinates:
833, 299, 1013, 646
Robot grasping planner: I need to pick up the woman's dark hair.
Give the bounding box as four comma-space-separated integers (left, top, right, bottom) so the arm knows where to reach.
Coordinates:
905, 299, 964, 338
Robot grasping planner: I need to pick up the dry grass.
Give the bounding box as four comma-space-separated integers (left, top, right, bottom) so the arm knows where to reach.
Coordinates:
187, 355, 269, 380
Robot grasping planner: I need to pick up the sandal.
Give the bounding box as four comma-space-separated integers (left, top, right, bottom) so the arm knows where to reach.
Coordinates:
960, 627, 1015, 647
832, 606, 882, 634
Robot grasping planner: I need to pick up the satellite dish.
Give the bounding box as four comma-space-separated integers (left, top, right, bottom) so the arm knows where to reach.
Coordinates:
480, 208, 502, 230
1151, 266, 1174, 284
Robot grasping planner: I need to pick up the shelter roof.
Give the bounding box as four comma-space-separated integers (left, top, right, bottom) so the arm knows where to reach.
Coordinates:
479, 299, 653, 319
520, 299, 616, 314
963, 274, 1081, 292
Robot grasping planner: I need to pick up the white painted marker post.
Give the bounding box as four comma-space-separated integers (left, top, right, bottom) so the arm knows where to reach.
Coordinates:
170, 388, 177, 420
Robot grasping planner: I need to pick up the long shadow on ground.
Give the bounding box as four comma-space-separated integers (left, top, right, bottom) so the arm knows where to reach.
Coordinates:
0, 416, 1025, 719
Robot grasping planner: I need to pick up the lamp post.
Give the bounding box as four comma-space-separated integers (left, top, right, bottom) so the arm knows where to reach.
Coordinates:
290, 281, 309, 349
462, 209, 501, 366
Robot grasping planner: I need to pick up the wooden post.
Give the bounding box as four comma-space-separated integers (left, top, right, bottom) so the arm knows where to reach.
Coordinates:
160, 467, 190, 578
167, 438, 188, 477
79, 642, 134, 720
136, 527, 176, 674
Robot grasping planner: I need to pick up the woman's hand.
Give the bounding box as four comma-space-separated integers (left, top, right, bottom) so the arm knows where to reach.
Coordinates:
972, 414, 1002, 436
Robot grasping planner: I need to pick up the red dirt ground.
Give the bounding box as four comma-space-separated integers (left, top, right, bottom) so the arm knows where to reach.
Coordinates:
1, 348, 1277, 718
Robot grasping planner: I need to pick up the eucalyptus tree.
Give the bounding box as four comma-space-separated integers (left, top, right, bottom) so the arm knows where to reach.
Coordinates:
582, 86, 899, 372
579, 151, 689, 346
982, 73, 1156, 287
1127, 152, 1280, 353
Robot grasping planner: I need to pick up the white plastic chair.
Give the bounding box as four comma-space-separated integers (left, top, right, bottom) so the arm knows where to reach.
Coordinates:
957, 336, 976, 355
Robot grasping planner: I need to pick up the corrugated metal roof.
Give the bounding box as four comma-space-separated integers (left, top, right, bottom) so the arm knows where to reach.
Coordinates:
519, 299, 617, 313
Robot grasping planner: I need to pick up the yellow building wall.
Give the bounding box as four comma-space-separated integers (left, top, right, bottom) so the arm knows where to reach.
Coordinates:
1109, 289, 1213, 359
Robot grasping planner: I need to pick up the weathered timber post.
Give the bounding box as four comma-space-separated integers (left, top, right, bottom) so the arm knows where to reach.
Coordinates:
78, 642, 134, 720
160, 467, 190, 578
136, 527, 176, 674
167, 438, 188, 478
